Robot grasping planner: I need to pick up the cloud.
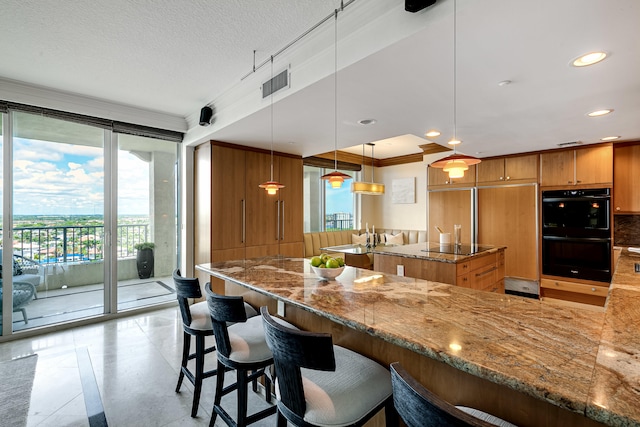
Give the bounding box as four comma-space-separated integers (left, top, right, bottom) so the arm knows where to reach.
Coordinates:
11, 138, 151, 215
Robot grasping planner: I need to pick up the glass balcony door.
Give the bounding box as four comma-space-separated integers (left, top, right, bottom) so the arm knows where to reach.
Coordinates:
1, 110, 180, 337
10, 111, 106, 330
116, 135, 178, 310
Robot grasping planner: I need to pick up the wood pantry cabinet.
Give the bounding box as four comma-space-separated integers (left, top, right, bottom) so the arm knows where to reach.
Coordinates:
194, 142, 304, 290
477, 186, 538, 281
428, 189, 473, 243
428, 165, 476, 189
540, 144, 613, 187
476, 154, 538, 186
613, 142, 640, 213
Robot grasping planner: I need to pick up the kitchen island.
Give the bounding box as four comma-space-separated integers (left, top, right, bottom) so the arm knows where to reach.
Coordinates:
373, 242, 506, 293
196, 249, 640, 427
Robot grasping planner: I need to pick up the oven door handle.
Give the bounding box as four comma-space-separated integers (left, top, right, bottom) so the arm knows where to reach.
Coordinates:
542, 235, 611, 243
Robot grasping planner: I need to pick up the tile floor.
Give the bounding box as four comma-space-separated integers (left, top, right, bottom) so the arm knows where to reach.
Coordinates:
0, 307, 278, 426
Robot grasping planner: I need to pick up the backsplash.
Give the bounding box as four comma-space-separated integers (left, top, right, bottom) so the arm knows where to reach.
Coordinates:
614, 215, 640, 246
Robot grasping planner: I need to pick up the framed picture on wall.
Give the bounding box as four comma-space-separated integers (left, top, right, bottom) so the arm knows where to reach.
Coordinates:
391, 177, 415, 204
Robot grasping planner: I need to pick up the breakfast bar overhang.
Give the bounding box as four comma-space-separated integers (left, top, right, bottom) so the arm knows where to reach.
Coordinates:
197, 251, 640, 427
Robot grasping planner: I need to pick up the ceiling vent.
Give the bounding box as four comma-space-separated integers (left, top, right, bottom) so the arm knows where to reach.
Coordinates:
262, 70, 289, 99
557, 140, 582, 147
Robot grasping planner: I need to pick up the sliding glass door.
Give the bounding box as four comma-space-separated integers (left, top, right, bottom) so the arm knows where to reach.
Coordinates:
1, 110, 180, 336
10, 111, 106, 330
116, 135, 178, 310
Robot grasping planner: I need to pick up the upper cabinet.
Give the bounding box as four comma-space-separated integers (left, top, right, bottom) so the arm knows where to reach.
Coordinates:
540, 144, 612, 187
614, 143, 640, 213
476, 154, 538, 186
427, 165, 476, 190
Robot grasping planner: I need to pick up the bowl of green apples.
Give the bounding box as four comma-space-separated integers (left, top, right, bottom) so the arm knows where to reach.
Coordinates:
309, 253, 345, 280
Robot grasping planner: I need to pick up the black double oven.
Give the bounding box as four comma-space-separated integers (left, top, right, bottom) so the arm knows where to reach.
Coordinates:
541, 188, 611, 283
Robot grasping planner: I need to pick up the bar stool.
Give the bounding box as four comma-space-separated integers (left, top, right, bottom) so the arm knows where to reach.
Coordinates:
173, 269, 257, 417
390, 362, 517, 427
205, 283, 296, 427
261, 306, 397, 427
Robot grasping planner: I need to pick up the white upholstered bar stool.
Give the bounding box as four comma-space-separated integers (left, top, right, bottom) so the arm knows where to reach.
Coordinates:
261, 306, 397, 427
173, 269, 257, 418
390, 362, 517, 427
205, 283, 297, 427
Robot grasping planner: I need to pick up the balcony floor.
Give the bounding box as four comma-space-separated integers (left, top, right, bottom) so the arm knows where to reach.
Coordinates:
10, 275, 176, 331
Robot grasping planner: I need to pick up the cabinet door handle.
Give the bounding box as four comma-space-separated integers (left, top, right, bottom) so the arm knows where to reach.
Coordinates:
476, 266, 497, 277
616, 207, 621, 211
576, 180, 582, 184
276, 201, 280, 241
281, 200, 286, 239
505, 176, 510, 180
568, 180, 573, 184
241, 199, 246, 243
499, 176, 504, 181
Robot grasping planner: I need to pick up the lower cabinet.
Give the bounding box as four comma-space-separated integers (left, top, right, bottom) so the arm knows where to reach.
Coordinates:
374, 249, 505, 293
540, 277, 609, 307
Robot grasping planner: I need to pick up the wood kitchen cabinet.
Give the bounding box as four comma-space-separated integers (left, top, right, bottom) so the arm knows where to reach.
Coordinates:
476, 154, 538, 186
540, 277, 609, 307
477, 186, 538, 281
427, 165, 476, 189
540, 144, 612, 187
428, 189, 473, 243
374, 249, 505, 293
613, 143, 640, 213
195, 141, 304, 290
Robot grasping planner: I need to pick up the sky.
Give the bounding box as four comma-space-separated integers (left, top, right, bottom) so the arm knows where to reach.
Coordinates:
325, 180, 354, 215
10, 137, 149, 216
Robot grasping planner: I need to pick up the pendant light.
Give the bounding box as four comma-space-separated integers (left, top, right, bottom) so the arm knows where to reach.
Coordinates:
430, 0, 480, 179
259, 56, 285, 195
321, 8, 352, 189
351, 143, 385, 195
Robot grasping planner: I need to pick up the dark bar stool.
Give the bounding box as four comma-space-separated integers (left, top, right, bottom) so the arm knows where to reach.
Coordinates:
261, 306, 397, 427
205, 283, 295, 427
173, 269, 257, 417
390, 362, 517, 427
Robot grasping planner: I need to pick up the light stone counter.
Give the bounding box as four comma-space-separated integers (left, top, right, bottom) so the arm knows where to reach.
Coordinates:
197, 251, 640, 426
372, 242, 505, 263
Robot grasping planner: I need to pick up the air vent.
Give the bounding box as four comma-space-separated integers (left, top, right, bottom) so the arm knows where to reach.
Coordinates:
262, 70, 289, 98
557, 141, 582, 147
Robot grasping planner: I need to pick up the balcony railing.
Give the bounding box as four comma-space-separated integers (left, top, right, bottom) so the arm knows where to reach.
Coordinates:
7, 224, 149, 264
325, 213, 353, 231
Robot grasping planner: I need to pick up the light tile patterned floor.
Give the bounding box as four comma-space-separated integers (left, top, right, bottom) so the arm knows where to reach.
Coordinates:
0, 307, 278, 426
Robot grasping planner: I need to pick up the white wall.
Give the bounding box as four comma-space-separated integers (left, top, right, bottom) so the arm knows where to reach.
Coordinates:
360, 161, 428, 231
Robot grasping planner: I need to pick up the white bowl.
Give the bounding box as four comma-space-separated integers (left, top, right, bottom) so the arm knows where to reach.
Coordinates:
311, 265, 345, 280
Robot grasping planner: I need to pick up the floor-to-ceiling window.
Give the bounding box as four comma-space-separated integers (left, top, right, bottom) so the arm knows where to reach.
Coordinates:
303, 165, 357, 232
117, 135, 178, 310
1, 106, 180, 337
11, 111, 105, 330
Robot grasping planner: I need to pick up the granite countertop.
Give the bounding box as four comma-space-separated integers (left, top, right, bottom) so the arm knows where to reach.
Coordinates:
197, 249, 640, 426
372, 242, 505, 263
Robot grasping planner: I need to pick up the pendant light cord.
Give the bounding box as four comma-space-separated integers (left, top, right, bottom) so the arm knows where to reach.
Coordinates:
333, 8, 339, 171
270, 55, 275, 181
452, 0, 458, 154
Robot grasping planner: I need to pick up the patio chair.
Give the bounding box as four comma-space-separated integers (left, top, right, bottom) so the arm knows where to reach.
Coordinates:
0, 251, 43, 299
0, 281, 36, 324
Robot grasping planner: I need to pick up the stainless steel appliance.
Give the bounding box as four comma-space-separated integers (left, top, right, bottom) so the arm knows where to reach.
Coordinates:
541, 188, 611, 282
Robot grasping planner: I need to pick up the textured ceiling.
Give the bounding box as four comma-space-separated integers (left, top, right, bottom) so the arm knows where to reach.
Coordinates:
2, 0, 640, 160
0, 0, 335, 115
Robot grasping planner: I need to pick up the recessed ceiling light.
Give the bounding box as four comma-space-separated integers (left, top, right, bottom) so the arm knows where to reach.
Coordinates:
571, 51, 607, 67
587, 109, 613, 117
600, 136, 620, 141
448, 139, 462, 146
425, 130, 441, 138
497, 80, 512, 87
357, 119, 376, 126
